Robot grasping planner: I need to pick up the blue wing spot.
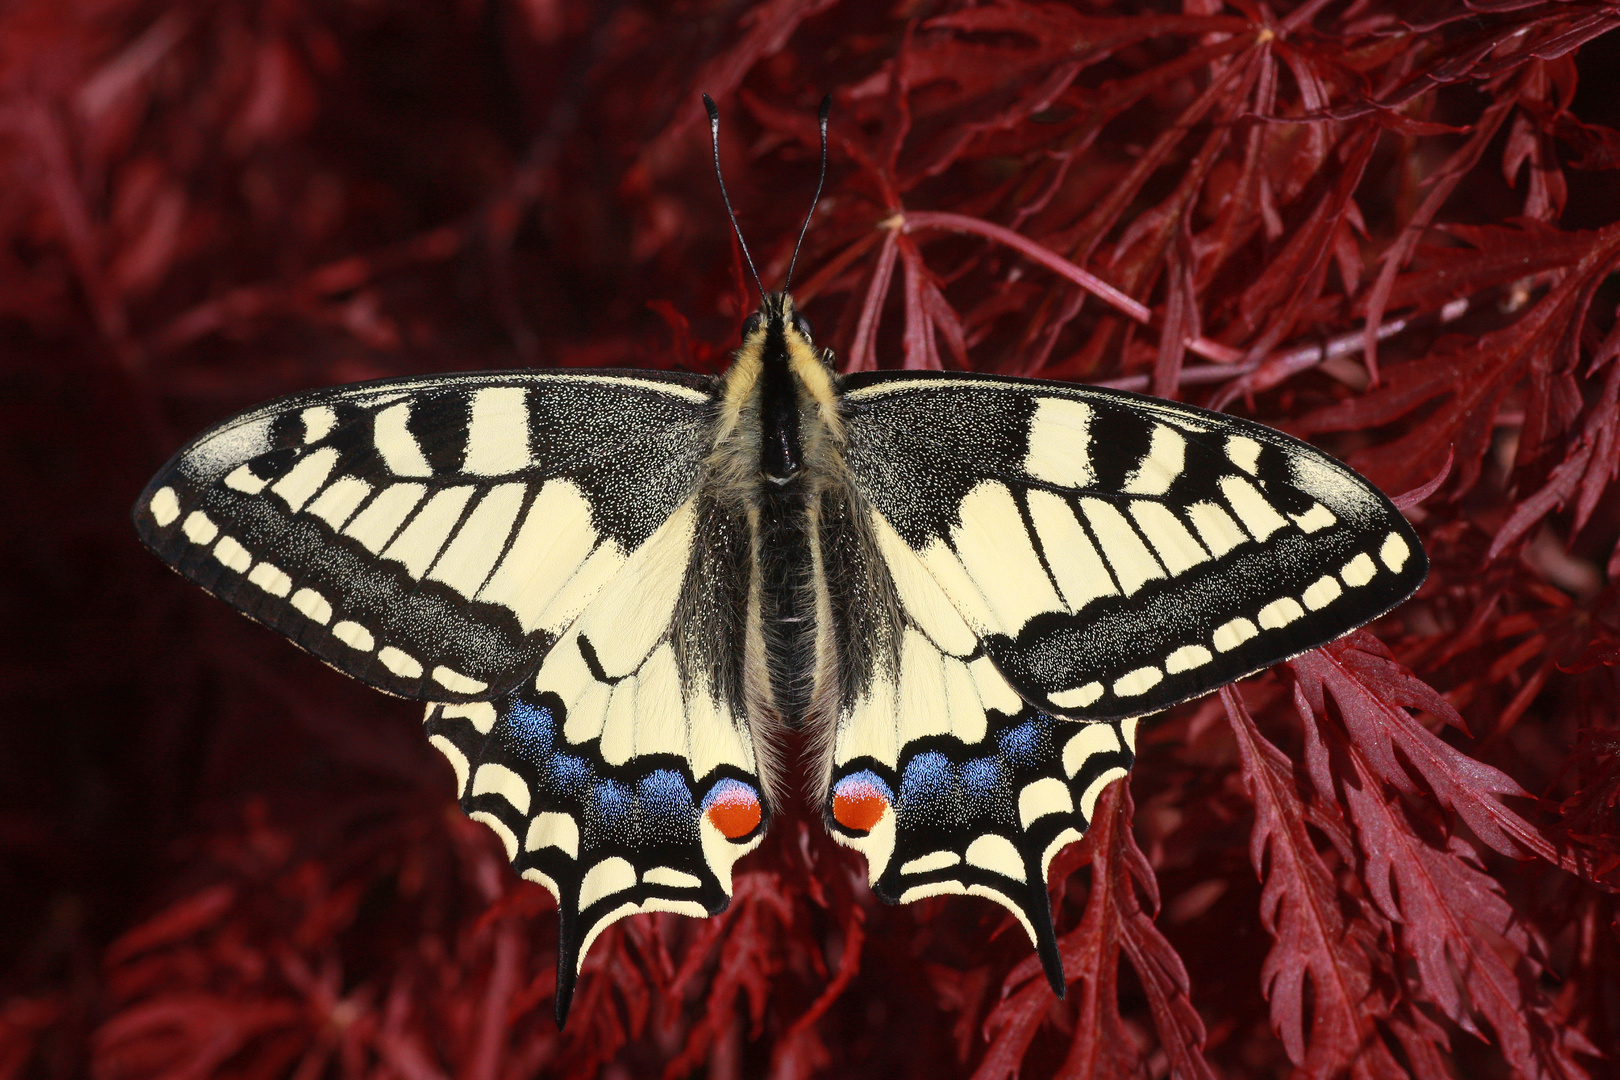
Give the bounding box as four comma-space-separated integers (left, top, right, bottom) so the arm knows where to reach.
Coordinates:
640, 769, 698, 842
543, 752, 590, 795
591, 780, 634, 824
997, 719, 1042, 766
959, 756, 1009, 819
505, 701, 555, 754
900, 752, 952, 807
959, 757, 1003, 796
640, 769, 695, 817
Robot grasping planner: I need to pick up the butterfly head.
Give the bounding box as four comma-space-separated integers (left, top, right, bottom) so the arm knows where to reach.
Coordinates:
745, 291, 838, 398
704, 95, 841, 462
741, 292, 814, 350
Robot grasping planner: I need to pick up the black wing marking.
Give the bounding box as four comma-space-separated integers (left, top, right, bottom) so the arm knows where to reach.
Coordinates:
135, 370, 713, 701
839, 371, 1426, 721
424, 493, 768, 1026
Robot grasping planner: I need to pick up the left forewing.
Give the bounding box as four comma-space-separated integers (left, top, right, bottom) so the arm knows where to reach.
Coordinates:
134, 370, 712, 701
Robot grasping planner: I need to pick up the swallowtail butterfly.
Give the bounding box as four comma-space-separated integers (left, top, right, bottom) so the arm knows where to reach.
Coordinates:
134, 97, 1425, 1025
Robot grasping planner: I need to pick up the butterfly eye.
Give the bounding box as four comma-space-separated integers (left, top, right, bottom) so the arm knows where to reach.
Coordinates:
742, 313, 763, 339
793, 313, 813, 340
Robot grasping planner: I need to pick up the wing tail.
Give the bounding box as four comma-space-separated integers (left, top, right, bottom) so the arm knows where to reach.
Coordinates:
827, 695, 1137, 995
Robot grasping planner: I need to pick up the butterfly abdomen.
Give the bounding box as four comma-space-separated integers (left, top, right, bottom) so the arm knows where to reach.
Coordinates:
753, 483, 817, 725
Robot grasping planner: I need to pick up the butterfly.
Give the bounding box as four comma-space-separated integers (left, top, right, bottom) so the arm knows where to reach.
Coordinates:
133, 96, 1425, 1025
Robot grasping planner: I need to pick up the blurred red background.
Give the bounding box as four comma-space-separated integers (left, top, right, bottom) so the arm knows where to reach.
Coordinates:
3, 1, 1620, 1077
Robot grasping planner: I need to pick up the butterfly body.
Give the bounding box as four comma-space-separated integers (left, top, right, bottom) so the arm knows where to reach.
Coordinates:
136, 289, 1425, 1022
707, 293, 844, 742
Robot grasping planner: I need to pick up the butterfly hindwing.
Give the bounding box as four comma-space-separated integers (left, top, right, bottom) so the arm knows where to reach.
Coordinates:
839, 371, 1426, 721
821, 490, 1138, 990
423, 492, 768, 1024
135, 370, 714, 701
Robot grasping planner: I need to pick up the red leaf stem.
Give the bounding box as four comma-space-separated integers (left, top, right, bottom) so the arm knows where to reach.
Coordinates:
897, 211, 1243, 365
977, 781, 1214, 1080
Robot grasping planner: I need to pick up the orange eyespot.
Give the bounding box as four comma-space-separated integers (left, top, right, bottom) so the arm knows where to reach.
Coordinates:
831, 772, 893, 833
703, 780, 762, 840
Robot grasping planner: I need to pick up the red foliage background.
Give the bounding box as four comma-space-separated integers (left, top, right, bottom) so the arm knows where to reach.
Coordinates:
3, 1, 1619, 1076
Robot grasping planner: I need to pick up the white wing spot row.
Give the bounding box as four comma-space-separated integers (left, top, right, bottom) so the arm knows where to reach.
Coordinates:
1048, 525, 1400, 710
149, 472, 521, 693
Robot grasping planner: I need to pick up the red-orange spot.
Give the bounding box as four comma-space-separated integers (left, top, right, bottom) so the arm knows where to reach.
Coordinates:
706, 790, 762, 839
832, 783, 888, 833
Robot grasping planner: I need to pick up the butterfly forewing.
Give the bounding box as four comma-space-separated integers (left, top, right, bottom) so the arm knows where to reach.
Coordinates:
135, 370, 714, 701
839, 372, 1426, 721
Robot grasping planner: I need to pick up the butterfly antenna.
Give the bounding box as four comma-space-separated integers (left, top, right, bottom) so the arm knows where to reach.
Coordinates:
702, 93, 766, 302
784, 94, 832, 293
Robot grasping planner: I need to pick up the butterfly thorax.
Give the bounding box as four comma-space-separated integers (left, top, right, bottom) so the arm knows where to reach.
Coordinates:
710, 293, 843, 475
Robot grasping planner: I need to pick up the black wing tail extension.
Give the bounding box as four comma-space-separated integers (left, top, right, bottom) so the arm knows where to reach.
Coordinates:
827, 706, 1136, 994
425, 681, 767, 1026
